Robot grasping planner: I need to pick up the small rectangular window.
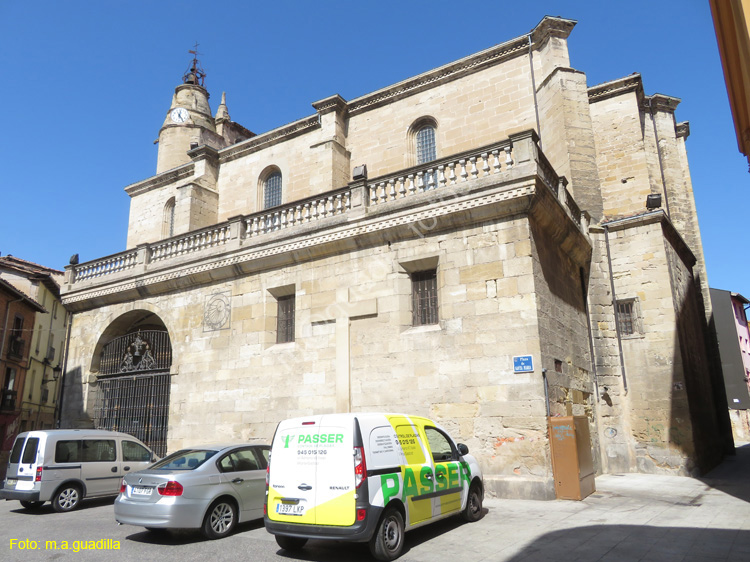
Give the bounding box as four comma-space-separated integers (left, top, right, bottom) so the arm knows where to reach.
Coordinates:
277, 295, 295, 343
616, 299, 638, 336
56, 440, 81, 463
412, 270, 438, 326
10, 437, 25, 463
21, 437, 40, 464
81, 439, 116, 462
122, 440, 152, 462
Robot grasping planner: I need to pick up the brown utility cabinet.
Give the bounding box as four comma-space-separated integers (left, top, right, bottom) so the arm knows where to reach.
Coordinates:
548, 415, 595, 500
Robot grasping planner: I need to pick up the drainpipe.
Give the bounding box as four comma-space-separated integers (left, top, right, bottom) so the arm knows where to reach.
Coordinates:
54, 310, 73, 427
604, 225, 628, 394
580, 267, 599, 400
542, 368, 551, 417
528, 34, 542, 150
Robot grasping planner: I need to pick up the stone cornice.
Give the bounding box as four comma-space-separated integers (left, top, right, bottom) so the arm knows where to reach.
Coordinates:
124, 163, 196, 197
676, 121, 690, 139
187, 144, 220, 165
646, 93, 681, 114
588, 74, 643, 103
312, 94, 348, 115
343, 18, 577, 117
218, 115, 321, 163
529, 15, 577, 46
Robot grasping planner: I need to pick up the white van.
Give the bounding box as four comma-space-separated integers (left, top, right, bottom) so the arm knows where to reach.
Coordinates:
0, 429, 156, 512
265, 413, 484, 561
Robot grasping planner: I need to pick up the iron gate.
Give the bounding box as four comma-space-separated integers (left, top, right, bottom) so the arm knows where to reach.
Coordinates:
93, 330, 172, 457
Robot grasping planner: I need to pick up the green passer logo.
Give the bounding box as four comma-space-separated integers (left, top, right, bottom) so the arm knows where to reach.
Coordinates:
281, 433, 344, 448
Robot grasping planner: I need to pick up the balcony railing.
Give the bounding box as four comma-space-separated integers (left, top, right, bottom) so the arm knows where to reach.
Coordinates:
65, 130, 587, 288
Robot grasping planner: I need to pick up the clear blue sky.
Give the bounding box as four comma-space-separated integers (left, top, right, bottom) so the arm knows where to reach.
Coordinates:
1, 1, 747, 298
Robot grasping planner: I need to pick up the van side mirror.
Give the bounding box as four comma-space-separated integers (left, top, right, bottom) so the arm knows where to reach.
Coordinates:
457, 443, 469, 456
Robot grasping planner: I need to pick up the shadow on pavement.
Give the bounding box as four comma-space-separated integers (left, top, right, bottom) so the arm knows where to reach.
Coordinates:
502, 525, 750, 561
699, 442, 750, 503
9, 496, 115, 515
125, 518, 264, 545
272, 508, 489, 561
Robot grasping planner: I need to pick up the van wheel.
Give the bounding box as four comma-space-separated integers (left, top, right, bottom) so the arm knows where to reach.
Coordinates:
461, 482, 483, 522
369, 508, 404, 561
275, 535, 308, 551
201, 499, 237, 539
52, 485, 81, 512
20, 500, 44, 510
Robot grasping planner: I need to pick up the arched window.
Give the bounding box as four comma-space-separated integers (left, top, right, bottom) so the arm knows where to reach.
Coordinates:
415, 124, 437, 164
162, 197, 175, 238
263, 171, 282, 209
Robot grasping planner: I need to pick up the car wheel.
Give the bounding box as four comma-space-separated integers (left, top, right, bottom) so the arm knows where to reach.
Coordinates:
275, 535, 308, 551
20, 500, 44, 510
461, 481, 483, 522
52, 485, 82, 512
201, 499, 237, 539
369, 507, 405, 561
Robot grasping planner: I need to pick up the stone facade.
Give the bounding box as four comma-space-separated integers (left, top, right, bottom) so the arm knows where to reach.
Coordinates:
59, 16, 730, 499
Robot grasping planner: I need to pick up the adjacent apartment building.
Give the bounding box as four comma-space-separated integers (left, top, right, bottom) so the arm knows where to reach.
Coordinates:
0, 257, 68, 454
711, 287, 750, 440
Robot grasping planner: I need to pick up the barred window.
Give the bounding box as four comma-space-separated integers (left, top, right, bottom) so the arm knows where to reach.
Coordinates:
412, 270, 438, 326
616, 299, 638, 336
416, 125, 437, 164
264, 171, 282, 209
277, 294, 295, 343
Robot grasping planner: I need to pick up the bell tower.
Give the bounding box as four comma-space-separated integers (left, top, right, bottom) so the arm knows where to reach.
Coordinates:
156, 47, 222, 174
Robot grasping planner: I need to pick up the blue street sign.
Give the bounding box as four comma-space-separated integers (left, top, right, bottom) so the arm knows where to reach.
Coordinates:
513, 355, 534, 373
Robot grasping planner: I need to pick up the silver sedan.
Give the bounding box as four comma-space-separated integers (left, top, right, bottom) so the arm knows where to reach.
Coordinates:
114, 444, 270, 539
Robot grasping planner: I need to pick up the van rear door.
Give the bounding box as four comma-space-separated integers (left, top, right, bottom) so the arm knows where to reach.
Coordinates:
4, 435, 31, 491
267, 416, 356, 526
13, 435, 41, 494
311, 417, 357, 526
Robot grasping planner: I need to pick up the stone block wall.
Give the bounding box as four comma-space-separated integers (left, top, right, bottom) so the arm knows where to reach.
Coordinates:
64, 203, 591, 500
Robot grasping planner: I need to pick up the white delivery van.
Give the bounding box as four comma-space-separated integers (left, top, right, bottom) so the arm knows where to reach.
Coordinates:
1, 429, 156, 512
265, 413, 483, 561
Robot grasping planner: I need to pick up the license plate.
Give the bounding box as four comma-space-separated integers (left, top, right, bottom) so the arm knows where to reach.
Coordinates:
5, 479, 16, 487
276, 503, 304, 515
132, 486, 152, 496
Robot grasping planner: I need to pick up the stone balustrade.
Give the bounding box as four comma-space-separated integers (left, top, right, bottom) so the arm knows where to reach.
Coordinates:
367, 141, 514, 206
71, 249, 140, 282
244, 188, 352, 238
65, 131, 588, 287
150, 223, 234, 263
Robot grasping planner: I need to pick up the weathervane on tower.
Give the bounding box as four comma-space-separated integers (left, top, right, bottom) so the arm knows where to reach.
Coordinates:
183, 42, 206, 87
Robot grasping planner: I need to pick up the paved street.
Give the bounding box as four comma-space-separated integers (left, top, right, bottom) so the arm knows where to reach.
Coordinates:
2, 445, 750, 561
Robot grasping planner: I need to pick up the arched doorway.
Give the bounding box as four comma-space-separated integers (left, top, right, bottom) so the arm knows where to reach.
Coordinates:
92, 312, 172, 457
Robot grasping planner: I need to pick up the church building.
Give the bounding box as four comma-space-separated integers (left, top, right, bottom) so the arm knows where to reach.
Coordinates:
59, 16, 731, 499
